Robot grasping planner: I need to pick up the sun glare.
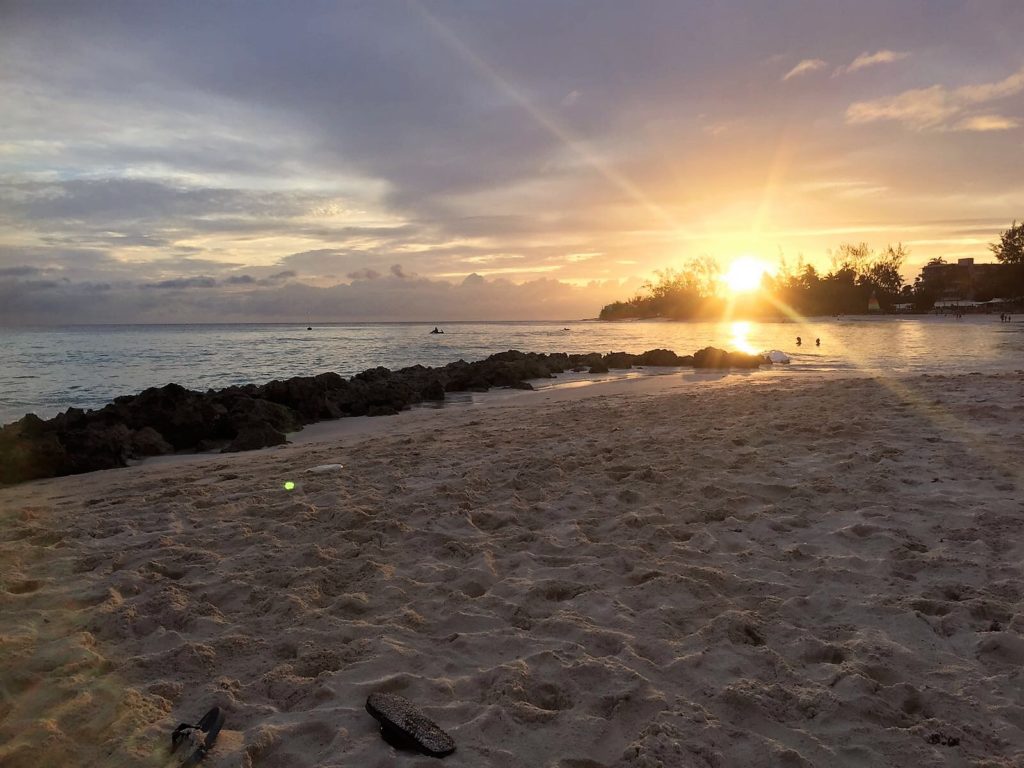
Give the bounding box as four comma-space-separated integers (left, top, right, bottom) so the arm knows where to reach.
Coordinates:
723, 256, 771, 294
730, 321, 757, 354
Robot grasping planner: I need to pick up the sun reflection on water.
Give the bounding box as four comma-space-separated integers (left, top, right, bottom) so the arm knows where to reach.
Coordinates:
730, 321, 757, 354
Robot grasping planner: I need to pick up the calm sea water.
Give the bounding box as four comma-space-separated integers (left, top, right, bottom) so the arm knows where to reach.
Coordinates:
1, 317, 1021, 424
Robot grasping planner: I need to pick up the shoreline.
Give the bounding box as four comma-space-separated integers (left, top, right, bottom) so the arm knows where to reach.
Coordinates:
2, 370, 1022, 766
0, 347, 768, 486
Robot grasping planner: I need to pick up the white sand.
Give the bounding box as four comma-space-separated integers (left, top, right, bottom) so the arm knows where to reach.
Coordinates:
2, 371, 1023, 767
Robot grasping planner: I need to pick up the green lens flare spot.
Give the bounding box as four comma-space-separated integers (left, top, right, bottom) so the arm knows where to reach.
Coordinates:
283, 481, 295, 491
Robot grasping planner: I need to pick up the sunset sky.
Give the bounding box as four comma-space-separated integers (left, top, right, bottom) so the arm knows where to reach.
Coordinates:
2, 1, 1022, 323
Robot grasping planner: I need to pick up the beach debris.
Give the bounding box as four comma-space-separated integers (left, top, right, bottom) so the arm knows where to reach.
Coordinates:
926, 731, 960, 747
365, 692, 456, 758
171, 706, 225, 765
306, 463, 345, 474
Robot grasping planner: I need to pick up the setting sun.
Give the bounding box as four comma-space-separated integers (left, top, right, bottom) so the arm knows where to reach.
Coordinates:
722, 256, 772, 294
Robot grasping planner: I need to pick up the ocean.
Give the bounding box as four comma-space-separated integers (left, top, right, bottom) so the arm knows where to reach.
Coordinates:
1, 316, 1021, 425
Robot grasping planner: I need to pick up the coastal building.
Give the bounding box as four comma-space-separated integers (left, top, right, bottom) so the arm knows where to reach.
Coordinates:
918, 257, 1009, 301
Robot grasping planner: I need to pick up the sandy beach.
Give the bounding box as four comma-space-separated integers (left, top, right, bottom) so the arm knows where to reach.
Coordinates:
2, 371, 1023, 767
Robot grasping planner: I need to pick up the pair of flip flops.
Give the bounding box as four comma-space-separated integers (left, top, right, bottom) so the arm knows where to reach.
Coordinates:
170, 696, 455, 762
171, 706, 225, 765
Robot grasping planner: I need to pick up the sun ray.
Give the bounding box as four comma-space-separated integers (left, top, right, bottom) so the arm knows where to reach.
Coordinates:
759, 291, 1024, 487
411, 1, 694, 239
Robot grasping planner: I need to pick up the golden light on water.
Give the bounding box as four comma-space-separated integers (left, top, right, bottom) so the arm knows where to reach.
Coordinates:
729, 321, 757, 354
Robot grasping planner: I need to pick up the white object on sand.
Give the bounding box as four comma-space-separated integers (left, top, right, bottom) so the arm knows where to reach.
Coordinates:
305, 463, 345, 474
765, 349, 791, 364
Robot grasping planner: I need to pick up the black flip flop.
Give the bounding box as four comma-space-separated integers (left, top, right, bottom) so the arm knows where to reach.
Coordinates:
366, 692, 455, 758
171, 706, 225, 765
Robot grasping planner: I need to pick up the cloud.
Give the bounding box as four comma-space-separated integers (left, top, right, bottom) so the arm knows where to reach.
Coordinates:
837, 49, 910, 75
1, 3, 1022, 311
143, 276, 218, 289
224, 271, 297, 286
264, 270, 296, 283
846, 66, 1024, 131
347, 268, 381, 281
0, 269, 637, 324
955, 114, 1021, 132
782, 59, 827, 81
0, 265, 42, 277
223, 274, 256, 285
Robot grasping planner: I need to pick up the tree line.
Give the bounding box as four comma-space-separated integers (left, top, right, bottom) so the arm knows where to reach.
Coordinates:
598, 221, 1024, 320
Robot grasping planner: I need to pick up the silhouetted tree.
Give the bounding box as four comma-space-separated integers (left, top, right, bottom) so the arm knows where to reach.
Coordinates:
990, 221, 1024, 299
990, 221, 1024, 263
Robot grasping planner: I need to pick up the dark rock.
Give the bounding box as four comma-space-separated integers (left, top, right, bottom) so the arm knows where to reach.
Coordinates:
51, 407, 87, 430
692, 346, 763, 369
569, 352, 604, 368
129, 427, 173, 457
604, 351, 636, 369
13, 413, 48, 437
218, 394, 301, 434
222, 424, 288, 452
543, 353, 569, 373
108, 383, 228, 449
0, 346, 763, 486
421, 378, 446, 401
60, 423, 133, 474
0, 416, 67, 484
260, 373, 350, 421
638, 348, 684, 366
365, 692, 455, 758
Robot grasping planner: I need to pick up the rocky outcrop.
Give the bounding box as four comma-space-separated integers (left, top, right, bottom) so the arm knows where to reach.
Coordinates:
638, 348, 688, 366
0, 347, 767, 485
692, 346, 764, 369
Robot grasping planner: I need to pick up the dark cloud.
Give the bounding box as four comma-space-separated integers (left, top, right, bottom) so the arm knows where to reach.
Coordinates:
262, 270, 297, 285
347, 268, 382, 281
0, 270, 637, 325
0, 265, 42, 277
143, 276, 218, 289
